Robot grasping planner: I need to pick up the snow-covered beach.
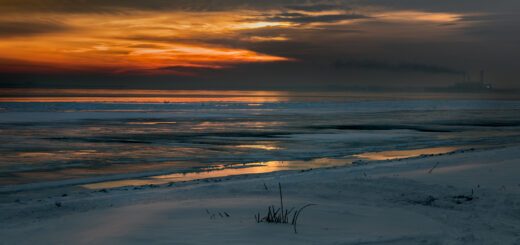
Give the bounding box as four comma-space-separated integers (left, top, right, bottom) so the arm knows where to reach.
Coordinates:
2, 0, 520, 242
2, 145, 519, 245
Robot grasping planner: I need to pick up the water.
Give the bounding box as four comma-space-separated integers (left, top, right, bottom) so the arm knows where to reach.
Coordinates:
1, 89, 519, 193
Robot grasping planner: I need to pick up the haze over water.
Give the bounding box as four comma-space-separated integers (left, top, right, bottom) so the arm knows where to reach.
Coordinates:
0, 89, 519, 193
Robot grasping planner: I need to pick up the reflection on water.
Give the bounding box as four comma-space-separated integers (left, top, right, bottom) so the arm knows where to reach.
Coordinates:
352, 147, 460, 160
81, 146, 472, 189
235, 144, 281, 150
1, 88, 518, 103
0, 97, 286, 103
126, 122, 177, 125
1, 161, 202, 186
82, 157, 357, 189
0, 89, 289, 97
1, 89, 519, 194
0, 89, 291, 103
2, 146, 205, 170
191, 121, 285, 131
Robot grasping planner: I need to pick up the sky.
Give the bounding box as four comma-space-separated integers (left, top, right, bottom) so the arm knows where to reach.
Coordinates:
0, 0, 519, 89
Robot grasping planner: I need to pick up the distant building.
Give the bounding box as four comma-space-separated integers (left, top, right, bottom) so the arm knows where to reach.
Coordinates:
454, 70, 492, 90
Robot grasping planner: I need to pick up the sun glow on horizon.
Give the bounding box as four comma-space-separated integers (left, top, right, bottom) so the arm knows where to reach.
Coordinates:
0, 38, 289, 74
0, 7, 477, 75
0, 11, 293, 75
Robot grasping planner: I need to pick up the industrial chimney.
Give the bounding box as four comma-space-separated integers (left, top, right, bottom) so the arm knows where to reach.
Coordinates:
480, 70, 485, 84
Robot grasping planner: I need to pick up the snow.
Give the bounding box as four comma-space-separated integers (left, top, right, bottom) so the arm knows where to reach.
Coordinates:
1, 146, 520, 244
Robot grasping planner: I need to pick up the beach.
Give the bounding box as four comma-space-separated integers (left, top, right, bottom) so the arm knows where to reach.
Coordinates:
2, 145, 519, 245
2, 0, 520, 243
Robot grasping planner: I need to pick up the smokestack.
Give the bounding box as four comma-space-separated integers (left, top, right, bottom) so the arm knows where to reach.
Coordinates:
480, 69, 485, 84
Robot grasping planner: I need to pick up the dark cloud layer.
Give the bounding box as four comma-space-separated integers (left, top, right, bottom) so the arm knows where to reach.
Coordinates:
332, 60, 464, 74
357, 0, 520, 13
155, 65, 219, 75
2, 0, 519, 14
284, 4, 344, 12
0, 0, 298, 13
0, 21, 68, 38
266, 13, 370, 24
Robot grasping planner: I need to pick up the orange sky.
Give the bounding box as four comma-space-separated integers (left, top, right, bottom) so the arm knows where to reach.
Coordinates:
0, 6, 475, 75
0, 11, 296, 74
2, 0, 519, 90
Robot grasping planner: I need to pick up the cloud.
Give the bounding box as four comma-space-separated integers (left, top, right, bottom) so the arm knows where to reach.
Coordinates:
265, 13, 370, 24
0, 21, 69, 38
333, 59, 464, 74
457, 14, 502, 22
0, 0, 208, 13
357, 0, 520, 13
1, 0, 519, 88
2, 0, 518, 15
455, 13, 520, 42
154, 65, 220, 75
128, 44, 165, 49
0, 0, 310, 13
284, 4, 343, 12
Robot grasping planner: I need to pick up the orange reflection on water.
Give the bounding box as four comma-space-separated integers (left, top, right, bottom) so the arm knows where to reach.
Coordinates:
82, 162, 285, 189
55, 147, 468, 190
5, 160, 202, 186
3, 146, 206, 178
0, 88, 289, 97
82, 158, 356, 189
3, 89, 516, 103
16, 150, 102, 163
126, 122, 177, 125
0, 96, 286, 103
352, 147, 459, 161
153, 162, 286, 181
192, 121, 285, 130
236, 144, 281, 150
0, 89, 291, 103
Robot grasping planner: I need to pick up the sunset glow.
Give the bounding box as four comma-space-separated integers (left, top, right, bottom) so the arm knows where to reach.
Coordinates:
0, 36, 289, 74
0, 5, 482, 77
0, 11, 294, 74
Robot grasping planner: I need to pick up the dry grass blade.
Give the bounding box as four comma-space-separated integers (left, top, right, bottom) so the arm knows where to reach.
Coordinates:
291, 203, 316, 234
254, 183, 315, 233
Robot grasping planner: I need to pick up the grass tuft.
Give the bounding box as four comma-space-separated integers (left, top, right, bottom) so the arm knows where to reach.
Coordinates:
255, 183, 315, 233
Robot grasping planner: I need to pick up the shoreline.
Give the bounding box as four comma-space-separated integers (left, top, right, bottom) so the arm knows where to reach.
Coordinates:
1, 145, 520, 244
0, 145, 488, 195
